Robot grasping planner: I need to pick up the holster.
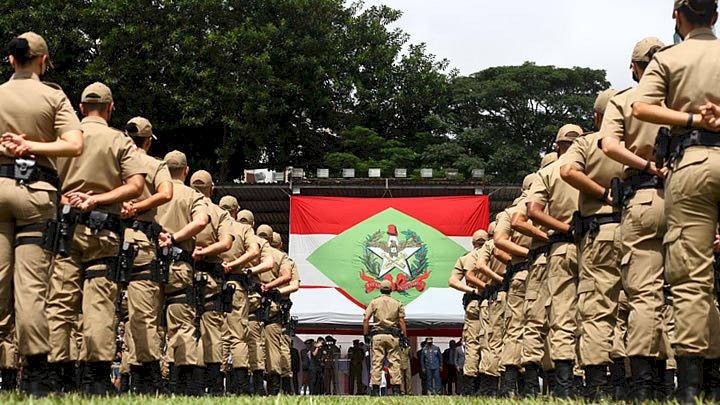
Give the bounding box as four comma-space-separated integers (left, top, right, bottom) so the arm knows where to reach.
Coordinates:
580, 212, 621, 240
189, 271, 208, 341
610, 177, 623, 208
127, 219, 163, 244
620, 173, 664, 205
56, 205, 82, 256
655, 127, 671, 168
227, 272, 261, 294
157, 246, 193, 284
571, 211, 584, 244
462, 292, 481, 309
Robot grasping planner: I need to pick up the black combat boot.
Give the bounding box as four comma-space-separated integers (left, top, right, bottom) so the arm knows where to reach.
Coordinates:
704, 358, 720, 401
188, 365, 206, 396
653, 359, 668, 401
583, 365, 609, 400
390, 384, 401, 396
479, 373, 499, 396
370, 384, 380, 396
542, 369, 555, 395
83, 361, 112, 396
120, 373, 130, 393
281, 376, 293, 394
499, 365, 519, 397
266, 373, 281, 395
205, 362, 224, 395
676, 356, 703, 405
664, 368, 676, 399
608, 358, 626, 401
130, 364, 145, 394
522, 363, 541, 397
167, 363, 178, 395
146, 361, 162, 395
21, 354, 51, 397
235, 368, 251, 395
553, 360, 574, 399
59, 361, 77, 393
0, 368, 17, 391
252, 370, 266, 396
629, 356, 654, 401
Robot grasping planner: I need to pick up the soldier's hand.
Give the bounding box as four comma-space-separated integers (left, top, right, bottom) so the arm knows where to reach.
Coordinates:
222, 261, 233, 273
192, 246, 206, 260
121, 201, 137, 219
158, 232, 173, 248
646, 161, 665, 179
700, 102, 720, 131
261, 283, 269, 293
66, 191, 97, 212
1, 132, 30, 157
714, 235, 720, 253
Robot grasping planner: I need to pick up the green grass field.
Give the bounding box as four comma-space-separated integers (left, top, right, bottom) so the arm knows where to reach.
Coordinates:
0, 394, 678, 405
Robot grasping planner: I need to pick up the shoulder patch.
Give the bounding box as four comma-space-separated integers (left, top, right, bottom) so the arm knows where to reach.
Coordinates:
41, 81, 62, 91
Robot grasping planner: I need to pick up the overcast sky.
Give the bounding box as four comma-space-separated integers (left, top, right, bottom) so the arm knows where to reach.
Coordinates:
361, 0, 701, 89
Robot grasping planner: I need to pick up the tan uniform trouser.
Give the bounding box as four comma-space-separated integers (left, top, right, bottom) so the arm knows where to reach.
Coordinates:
480, 292, 505, 376
0, 181, 56, 361
663, 300, 677, 369
166, 261, 203, 366
248, 294, 266, 371
500, 270, 527, 367
664, 148, 720, 357
401, 363, 412, 394
225, 281, 250, 369
620, 189, 668, 358
462, 300, 481, 377
49, 226, 120, 362
264, 319, 284, 374
577, 224, 621, 366
522, 255, 548, 366
370, 334, 401, 385
611, 290, 629, 359
280, 334, 292, 378
547, 244, 578, 361
126, 230, 162, 363
201, 273, 223, 364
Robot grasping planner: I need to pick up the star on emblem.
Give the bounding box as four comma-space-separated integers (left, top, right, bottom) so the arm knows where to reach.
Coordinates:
368, 224, 421, 277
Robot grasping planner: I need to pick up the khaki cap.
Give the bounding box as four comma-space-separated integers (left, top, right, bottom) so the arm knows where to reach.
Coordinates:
190, 170, 213, 189
272, 232, 282, 247
380, 280, 392, 290
632, 37, 665, 63
164, 150, 187, 169
257, 224, 274, 239
218, 196, 239, 212
556, 124, 583, 143
126, 117, 156, 140
238, 209, 255, 226
522, 173, 537, 191
17, 32, 52, 67
472, 229, 489, 243
540, 152, 558, 168
488, 221, 496, 236
81, 82, 113, 104
594, 89, 618, 115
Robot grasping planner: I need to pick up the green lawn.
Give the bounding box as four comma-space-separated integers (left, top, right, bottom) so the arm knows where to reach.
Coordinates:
0, 394, 678, 404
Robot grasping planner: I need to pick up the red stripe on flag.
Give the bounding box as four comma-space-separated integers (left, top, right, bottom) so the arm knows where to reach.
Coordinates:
290, 196, 489, 236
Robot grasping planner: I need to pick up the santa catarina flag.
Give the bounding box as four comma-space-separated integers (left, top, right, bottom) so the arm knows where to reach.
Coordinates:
289, 196, 490, 309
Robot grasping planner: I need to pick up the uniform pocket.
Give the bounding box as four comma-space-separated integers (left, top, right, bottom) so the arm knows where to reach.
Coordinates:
675, 148, 708, 171
577, 279, 595, 295
663, 227, 688, 284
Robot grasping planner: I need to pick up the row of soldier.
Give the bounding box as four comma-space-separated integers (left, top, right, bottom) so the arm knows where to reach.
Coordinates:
449, 1, 720, 401
0, 32, 300, 396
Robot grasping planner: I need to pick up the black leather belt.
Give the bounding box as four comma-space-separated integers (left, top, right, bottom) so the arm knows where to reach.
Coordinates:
0, 160, 59, 188
195, 260, 224, 280
126, 219, 163, 242
76, 210, 124, 235
669, 130, 720, 164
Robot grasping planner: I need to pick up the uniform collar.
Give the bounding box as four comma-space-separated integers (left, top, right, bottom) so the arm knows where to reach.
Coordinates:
81, 116, 109, 126
10, 72, 40, 81
171, 179, 185, 184
686, 27, 717, 40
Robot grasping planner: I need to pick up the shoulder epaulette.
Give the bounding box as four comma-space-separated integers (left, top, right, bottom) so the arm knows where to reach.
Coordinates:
657, 44, 675, 53
41, 81, 62, 90
614, 87, 632, 96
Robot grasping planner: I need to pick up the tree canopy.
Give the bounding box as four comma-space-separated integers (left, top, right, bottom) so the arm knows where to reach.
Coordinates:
0, 1, 609, 183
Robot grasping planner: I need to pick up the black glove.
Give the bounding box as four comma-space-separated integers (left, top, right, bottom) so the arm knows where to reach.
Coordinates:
364, 334, 371, 345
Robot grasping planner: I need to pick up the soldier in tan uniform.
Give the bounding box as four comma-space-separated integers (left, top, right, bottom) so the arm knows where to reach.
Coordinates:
632, 1, 720, 401
155, 151, 209, 395
188, 170, 235, 395
493, 176, 536, 397
447, 229, 490, 394
224, 217, 275, 395
600, 37, 675, 400
218, 195, 260, 394
363, 279, 407, 396
49, 82, 146, 395
0, 32, 83, 396
521, 125, 581, 397
121, 116, 173, 394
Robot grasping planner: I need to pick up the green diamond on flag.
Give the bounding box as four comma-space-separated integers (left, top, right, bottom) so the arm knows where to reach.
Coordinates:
307, 208, 467, 306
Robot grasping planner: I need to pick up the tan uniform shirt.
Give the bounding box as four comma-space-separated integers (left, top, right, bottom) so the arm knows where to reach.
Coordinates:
601, 88, 664, 178
495, 195, 533, 264
364, 294, 405, 332
156, 179, 208, 253
195, 198, 234, 264
0, 72, 81, 189
634, 28, 720, 136
220, 220, 256, 264
252, 237, 275, 283
57, 116, 147, 215
134, 152, 172, 222
453, 248, 486, 282
526, 158, 579, 224
563, 132, 623, 217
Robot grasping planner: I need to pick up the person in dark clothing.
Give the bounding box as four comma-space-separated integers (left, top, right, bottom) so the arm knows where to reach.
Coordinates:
443, 340, 458, 394
311, 337, 329, 394
417, 342, 428, 395
290, 346, 300, 394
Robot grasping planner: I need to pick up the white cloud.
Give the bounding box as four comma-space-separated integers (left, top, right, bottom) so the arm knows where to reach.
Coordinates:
360, 0, 699, 89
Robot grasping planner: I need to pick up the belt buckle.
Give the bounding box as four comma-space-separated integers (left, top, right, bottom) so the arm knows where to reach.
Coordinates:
14, 158, 36, 184
87, 211, 108, 234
